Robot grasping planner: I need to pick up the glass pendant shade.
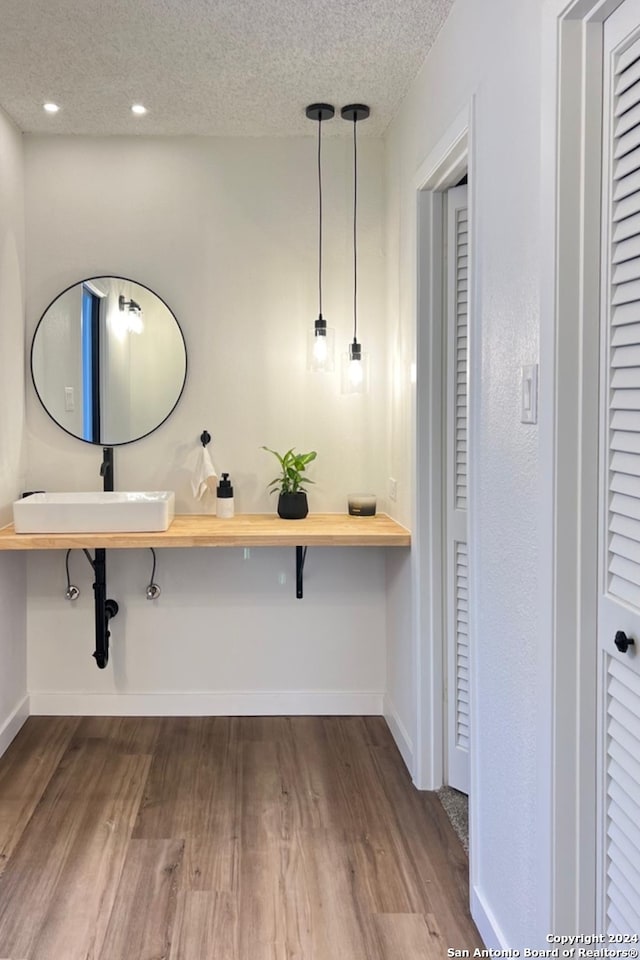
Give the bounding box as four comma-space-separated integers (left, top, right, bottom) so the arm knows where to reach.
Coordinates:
341, 338, 369, 394
308, 315, 335, 372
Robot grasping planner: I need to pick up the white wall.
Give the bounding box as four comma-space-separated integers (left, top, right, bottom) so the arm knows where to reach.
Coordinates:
0, 106, 28, 752
24, 135, 392, 713
385, 0, 545, 949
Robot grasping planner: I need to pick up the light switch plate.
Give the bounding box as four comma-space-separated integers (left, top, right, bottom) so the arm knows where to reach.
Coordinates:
521, 364, 538, 424
64, 386, 75, 412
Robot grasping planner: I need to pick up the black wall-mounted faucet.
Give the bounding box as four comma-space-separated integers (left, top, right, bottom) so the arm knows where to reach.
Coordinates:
100, 446, 114, 492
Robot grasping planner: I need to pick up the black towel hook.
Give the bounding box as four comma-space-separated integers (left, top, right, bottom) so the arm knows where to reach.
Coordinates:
200, 430, 211, 447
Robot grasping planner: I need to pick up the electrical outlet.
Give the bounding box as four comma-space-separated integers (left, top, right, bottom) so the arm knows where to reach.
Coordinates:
388, 477, 398, 502
64, 386, 74, 412
243, 548, 251, 560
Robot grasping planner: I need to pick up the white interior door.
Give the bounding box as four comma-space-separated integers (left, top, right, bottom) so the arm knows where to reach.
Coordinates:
598, 1, 640, 933
445, 184, 469, 795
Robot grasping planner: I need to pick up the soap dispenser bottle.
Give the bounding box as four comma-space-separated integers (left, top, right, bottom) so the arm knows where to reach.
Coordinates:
216, 473, 235, 518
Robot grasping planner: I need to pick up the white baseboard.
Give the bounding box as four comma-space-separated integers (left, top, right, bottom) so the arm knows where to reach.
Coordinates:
470, 884, 507, 950
383, 693, 414, 774
29, 690, 384, 717
0, 694, 29, 759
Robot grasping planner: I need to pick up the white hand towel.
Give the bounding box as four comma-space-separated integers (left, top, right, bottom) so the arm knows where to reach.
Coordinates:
191, 446, 218, 500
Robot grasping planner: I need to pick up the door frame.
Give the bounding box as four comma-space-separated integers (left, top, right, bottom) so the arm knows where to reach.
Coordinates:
413, 104, 473, 788
540, 0, 625, 932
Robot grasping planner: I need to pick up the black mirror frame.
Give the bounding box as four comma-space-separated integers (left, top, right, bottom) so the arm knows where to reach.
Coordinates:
30, 275, 188, 446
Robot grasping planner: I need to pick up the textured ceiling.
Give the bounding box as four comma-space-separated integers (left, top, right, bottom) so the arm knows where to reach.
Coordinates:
0, 0, 453, 136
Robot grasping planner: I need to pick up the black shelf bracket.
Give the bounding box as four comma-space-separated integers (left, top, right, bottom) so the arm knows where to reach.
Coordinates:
296, 546, 307, 599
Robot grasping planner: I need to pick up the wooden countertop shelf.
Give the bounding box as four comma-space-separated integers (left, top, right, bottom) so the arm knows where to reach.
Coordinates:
0, 513, 411, 551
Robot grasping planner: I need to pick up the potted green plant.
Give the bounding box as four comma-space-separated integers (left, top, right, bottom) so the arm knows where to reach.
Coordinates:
262, 446, 317, 519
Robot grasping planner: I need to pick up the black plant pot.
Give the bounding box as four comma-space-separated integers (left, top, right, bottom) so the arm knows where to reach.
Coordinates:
277, 491, 309, 520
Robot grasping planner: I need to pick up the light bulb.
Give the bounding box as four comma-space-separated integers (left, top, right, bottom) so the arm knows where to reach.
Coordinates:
313, 334, 328, 364
127, 312, 144, 335
348, 358, 364, 386
307, 318, 335, 372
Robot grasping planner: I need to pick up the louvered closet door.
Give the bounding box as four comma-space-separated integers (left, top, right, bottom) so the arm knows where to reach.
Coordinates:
599, 2, 640, 934
446, 185, 469, 795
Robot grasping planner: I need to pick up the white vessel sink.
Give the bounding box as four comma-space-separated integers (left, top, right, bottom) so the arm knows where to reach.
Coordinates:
13, 491, 175, 534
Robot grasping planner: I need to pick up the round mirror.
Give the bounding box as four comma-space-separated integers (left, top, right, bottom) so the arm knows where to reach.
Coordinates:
31, 276, 187, 445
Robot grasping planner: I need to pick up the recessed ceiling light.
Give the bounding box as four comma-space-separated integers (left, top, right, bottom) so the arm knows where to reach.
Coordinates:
131, 104, 147, 115
43, 102, 60, 114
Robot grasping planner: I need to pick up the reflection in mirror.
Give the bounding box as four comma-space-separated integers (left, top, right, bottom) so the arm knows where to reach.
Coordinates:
31, 277, 187, 445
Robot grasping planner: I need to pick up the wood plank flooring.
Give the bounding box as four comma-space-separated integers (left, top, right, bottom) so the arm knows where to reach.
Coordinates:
0, 716, 482, 959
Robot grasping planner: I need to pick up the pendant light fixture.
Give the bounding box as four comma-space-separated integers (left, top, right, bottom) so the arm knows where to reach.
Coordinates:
341, 103, 370, 394
306, 103, 335, 372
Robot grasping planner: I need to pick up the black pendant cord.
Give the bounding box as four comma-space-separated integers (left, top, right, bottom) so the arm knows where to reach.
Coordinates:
306, 103, 334, 327
317, 116, 323, 317
352, 117, 358, 344
341, 103, 369, 351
